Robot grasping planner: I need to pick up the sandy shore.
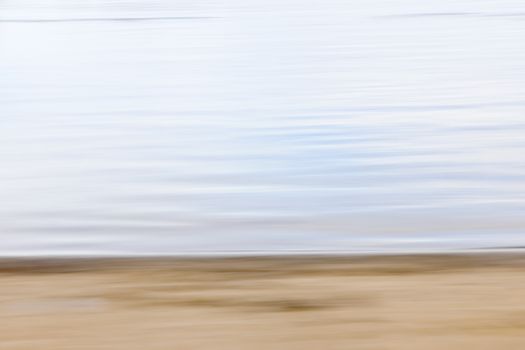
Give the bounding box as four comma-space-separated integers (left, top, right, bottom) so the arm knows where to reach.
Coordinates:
2, 253, 525, 349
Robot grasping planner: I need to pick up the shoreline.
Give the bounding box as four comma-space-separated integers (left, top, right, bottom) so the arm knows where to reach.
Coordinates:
2, 250, 525, 270
1, 245, 523, 257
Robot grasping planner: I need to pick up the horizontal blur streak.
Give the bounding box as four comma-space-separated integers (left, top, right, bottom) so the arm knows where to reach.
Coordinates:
1, 0, 525, 254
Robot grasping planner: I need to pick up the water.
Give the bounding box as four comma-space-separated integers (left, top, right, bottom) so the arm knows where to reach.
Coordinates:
2, 0, 525, 255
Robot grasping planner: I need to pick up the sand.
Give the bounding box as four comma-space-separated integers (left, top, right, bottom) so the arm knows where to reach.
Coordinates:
2, 253, 525, 349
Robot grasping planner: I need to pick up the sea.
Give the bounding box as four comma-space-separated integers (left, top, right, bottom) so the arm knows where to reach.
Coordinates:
1, 0, 525, 255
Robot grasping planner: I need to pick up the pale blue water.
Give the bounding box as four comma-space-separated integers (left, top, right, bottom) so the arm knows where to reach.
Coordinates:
1, 0, 525, 255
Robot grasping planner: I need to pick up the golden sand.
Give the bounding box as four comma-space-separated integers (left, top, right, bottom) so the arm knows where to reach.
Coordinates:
2, 253, 525, 349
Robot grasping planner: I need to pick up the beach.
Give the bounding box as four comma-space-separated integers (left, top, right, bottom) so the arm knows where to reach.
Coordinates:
2, 1, 525, 348
2, 253, 525, 349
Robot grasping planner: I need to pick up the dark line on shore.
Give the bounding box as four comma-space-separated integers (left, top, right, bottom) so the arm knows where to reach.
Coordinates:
1, 252, 525, 275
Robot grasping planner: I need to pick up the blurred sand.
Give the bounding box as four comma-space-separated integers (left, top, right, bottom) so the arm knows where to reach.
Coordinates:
2, 253, 525, 349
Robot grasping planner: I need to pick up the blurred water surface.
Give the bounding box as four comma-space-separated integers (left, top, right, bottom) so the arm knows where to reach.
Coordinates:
2, 0, 525, 255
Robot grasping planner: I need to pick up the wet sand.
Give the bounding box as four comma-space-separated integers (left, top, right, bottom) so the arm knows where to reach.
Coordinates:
2, 253, 525, 349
